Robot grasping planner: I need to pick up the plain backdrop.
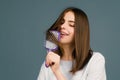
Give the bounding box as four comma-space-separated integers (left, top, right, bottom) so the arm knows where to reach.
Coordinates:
0, 0, 120, 80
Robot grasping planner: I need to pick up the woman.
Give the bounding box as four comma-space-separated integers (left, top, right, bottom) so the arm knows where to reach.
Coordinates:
37, 7, 106, 80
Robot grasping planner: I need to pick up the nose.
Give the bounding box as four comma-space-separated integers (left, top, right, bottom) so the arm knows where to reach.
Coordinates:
61, 22, 66, 29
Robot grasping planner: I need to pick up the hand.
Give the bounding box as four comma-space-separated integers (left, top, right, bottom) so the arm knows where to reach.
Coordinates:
45, 52, 67, 80
45, 51, 60, 73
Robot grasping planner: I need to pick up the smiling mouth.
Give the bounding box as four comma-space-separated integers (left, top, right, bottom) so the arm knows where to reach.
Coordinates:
60, 31, 70, 38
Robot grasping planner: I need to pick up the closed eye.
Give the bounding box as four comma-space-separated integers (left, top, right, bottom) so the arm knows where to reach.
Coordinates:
69, 24, 75, 27
68, 20, 75, 27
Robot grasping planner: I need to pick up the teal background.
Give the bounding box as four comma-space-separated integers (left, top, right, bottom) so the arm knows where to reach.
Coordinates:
0, 0, 120, 80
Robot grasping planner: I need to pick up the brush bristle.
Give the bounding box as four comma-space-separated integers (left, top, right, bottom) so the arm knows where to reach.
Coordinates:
45, 30, 60, 51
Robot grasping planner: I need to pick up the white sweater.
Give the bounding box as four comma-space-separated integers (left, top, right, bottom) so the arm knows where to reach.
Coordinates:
37, 52, 106, 80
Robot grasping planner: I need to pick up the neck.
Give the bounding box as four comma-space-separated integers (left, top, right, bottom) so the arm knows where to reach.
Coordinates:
61, 44, 74, 61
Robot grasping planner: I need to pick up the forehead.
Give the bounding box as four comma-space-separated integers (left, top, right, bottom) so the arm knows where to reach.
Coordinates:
63, 11, 75, 21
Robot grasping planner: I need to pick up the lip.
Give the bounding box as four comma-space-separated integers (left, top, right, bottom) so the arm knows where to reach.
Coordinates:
60, 30, 69, 38
60, 30, 69, 35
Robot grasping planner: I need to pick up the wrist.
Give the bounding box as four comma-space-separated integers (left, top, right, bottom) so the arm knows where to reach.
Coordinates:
54, 69, 67, 80
53, 68, 61, 75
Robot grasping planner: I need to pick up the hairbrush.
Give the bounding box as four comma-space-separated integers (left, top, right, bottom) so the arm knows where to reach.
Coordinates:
45, 30, 60, 67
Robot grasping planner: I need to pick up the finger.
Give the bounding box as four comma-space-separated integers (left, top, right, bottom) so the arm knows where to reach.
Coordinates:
45, 51, 59, 67
49, 62, 55, 66
45, 60, 49, 68
45, 52, 54, 67
45, 53, 51, 67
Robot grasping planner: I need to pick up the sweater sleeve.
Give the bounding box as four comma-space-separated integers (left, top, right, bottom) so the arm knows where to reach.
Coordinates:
86, 52, 107, 80
37, 62, 46, 80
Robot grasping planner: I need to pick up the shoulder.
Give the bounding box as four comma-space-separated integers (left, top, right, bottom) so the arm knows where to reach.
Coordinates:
37, 61, 53, 80
38, 61, 54, 76
87, 52, 105, 68
91, 52, 105, 62
39, 61, 51, 73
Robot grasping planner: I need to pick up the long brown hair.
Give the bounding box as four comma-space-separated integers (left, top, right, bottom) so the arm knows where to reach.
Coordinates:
46, 7, 93, 74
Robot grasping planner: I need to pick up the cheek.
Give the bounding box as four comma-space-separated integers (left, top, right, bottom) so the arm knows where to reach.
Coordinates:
70, 29, 75, 40
68, 27, 74, 32
70, 28, 75, 36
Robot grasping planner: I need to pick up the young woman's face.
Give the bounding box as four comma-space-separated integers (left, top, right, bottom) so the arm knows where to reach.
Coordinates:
59, 11, 75, 45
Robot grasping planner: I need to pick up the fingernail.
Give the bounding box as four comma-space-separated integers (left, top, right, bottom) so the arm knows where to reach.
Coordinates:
45, 64, 49, 68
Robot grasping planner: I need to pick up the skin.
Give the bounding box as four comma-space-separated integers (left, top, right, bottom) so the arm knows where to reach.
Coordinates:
45, 11, 75, 80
